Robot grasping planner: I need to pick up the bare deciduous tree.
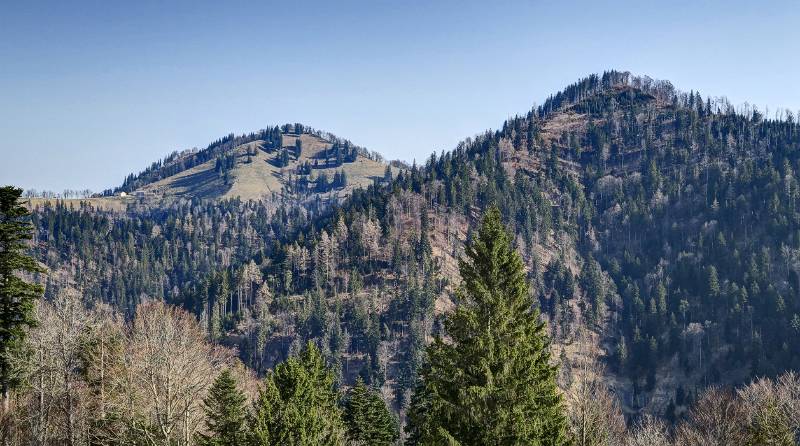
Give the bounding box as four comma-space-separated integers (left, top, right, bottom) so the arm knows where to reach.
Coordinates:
565, 330, 626, 446
20, 291, 97, 446
674, 387, 748, 446
625, 415, 671, 446
738, 372, 800, 445
109, 301, 235, 446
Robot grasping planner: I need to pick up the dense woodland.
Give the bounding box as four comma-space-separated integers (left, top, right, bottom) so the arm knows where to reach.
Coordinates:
5, 190, 799, 445
5, 71, 800, 443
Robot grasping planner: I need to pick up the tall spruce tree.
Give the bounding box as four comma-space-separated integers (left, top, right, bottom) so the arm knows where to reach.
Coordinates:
249, 341, 346, 445
343, 377, 399, 446
406, 206, 568, 445
405, 364, 436, 445
196, 369, 248, 446
0, 186, 44, 410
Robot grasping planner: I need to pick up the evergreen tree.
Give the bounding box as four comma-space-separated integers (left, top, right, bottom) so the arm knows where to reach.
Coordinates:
279, 149, 290, 167
343, 377, 399, 446
196, 369, 248, 446
316, 172, 330, 193
406, 206, 568, 445
249, 341, 345, 445
707, 265, 720, 298
0, 186, 44, 410
417, 209, 432, 262
405, 364, 437, 445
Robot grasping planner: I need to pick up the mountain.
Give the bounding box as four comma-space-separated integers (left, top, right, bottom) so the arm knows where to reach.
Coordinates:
132, 132, 390, 202
27, 71, 800, 423
34, 125, 391, 210
29, 126, 398, 212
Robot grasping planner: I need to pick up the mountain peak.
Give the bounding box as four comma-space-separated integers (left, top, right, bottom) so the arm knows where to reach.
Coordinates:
533, 71, 677, 119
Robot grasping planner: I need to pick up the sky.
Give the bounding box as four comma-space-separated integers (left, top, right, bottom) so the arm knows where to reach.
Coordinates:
1, 0, 799, 192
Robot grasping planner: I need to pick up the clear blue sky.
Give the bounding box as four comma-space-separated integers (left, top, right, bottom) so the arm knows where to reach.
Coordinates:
2, 0, 799, 192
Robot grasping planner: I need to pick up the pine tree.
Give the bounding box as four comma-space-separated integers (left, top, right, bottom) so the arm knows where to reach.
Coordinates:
0, 186, 44, 410
343, 377, 399, 446
406, 206, 568, 445
249, 341, 345, 445
196, 369, 248, 446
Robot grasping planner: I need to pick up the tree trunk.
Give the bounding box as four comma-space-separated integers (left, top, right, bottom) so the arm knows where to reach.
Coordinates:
99, 340, 106, 419
2, 384, 8, 446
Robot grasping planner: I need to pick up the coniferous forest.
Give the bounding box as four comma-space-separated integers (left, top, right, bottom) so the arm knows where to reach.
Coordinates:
3, 71, 800, 445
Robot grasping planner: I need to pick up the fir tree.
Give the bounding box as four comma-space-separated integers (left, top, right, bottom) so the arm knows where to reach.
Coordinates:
249, 341, 345, 445
405, 365, 436, 445
0, 186, 44, 410
707, 265, 720, 298
196, 369, 248, 446
343, 377, 399, 446
280, 149, 290, 167
417, 208, 433, 263
383, 165, 393, 183
406, 206, 568, 445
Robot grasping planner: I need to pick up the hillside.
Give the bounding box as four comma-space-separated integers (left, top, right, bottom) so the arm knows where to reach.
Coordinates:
79, 124, 394, 207
27, 71, 800, 425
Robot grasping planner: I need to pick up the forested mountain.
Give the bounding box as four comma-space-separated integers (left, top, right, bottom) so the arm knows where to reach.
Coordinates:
25, 70, 800, 427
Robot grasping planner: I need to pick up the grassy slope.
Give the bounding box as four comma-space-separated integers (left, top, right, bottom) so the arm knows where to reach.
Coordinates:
137, 133, 394, 202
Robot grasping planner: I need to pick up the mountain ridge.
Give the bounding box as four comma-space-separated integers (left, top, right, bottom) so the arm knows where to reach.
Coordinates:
26, 70, 800, 424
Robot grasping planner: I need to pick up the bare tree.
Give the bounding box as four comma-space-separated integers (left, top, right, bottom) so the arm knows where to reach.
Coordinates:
776, 372, 800, 438
625, 415, 672, 446
5, 295, 247, 446
19, 291, 97, 446
109, 301, 235, 446
238, 260, 262, 311
565, 329, 626, 446
738, 372, 800, 445
674, 387, 748, 446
